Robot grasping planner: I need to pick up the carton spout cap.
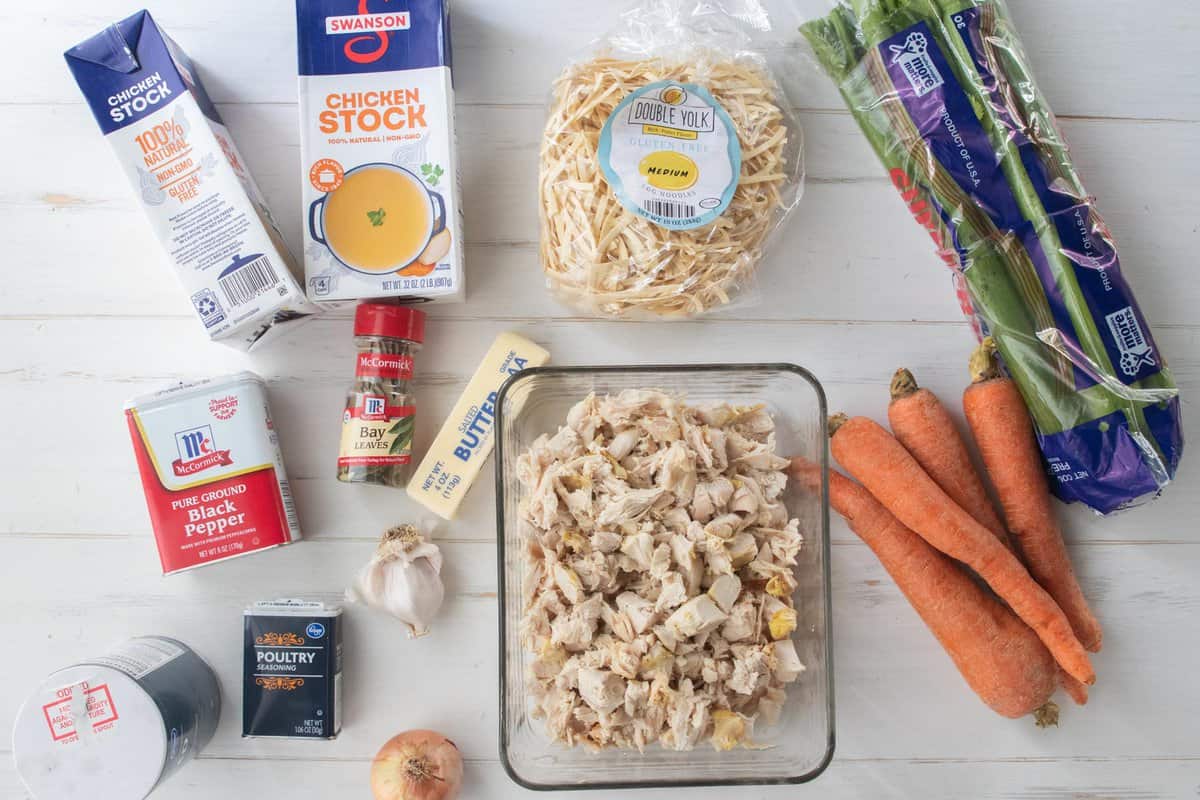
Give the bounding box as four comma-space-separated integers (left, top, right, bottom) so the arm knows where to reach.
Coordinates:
63, 10, 146, 73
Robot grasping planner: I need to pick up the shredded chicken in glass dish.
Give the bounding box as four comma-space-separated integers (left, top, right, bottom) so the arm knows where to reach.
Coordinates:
516, 389, 806, 752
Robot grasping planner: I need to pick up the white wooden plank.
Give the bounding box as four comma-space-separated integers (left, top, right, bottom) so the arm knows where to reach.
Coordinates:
4, 755, 1199, 800
4, 0, 1198, 120
5, 2, 1200, 797
0, 537, 1197, 771
2, 104, 1196, 325
4, 755, 1200, 800
1, 318, 1195, 542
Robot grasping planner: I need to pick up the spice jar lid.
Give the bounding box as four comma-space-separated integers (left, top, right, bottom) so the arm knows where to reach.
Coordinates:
354, 303, 426, 343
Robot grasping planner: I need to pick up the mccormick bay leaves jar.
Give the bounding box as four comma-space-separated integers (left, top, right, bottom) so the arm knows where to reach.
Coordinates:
337, 303, 425, 488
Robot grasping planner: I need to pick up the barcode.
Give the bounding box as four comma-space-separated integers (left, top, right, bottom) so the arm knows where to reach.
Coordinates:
642, 199, 696, 219
218, 256, 279, 306
278, 479, 300, 535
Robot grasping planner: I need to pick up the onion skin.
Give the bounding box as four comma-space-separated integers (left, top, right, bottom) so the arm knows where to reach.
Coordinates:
371, 729, 463, 800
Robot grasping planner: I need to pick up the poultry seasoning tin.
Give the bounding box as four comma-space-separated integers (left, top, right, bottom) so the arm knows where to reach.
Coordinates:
124, 372, 302, 574
12, 637, 221, 800
243, 600, 343, 739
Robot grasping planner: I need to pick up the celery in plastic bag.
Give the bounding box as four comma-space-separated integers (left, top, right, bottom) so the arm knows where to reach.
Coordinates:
803, 0, 1182, 513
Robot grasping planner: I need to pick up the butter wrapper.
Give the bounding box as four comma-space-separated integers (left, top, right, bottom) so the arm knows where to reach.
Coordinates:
407, 333, 549, 519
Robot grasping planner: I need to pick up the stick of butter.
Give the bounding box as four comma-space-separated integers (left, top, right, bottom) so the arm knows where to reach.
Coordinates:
407, 332, 550, 519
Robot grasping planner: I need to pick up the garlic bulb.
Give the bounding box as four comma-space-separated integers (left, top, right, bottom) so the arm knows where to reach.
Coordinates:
347, 525, 445, 637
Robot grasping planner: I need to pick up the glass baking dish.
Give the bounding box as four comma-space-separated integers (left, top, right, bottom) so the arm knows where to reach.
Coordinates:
494, 364, 834, 790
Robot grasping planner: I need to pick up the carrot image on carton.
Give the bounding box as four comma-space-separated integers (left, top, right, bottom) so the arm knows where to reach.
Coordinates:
297, 0, 464, 304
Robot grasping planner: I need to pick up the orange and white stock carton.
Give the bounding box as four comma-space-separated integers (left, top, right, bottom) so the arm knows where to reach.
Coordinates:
296, 0, 464, 305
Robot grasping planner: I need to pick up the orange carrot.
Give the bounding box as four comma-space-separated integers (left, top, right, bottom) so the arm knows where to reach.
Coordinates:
792, 461, 1058, 718
1058, 668, 1089, 707
888, 368, 1013, 551
963, 339, 1103, 653
829, 413, 1096, 686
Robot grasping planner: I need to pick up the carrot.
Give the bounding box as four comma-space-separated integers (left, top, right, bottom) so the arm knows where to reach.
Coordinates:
964, 338, 1103, 652
792, 461, 1058, 718
829, 413, 1096, 686
1058, 668, 1089, 707
888, 368, 1013, 551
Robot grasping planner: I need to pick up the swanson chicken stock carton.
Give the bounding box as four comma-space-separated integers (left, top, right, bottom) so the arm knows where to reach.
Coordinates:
296, 0, 464, 305
65, 11, 315, 350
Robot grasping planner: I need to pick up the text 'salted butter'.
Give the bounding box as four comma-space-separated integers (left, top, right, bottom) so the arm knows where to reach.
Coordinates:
407, 332, 549, 518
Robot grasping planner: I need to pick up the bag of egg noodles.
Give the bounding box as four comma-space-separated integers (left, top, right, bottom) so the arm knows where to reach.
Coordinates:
539, 0, 806, 319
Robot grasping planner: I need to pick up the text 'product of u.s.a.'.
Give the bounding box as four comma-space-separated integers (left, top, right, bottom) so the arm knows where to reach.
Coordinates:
65, 10, 314, 350
803, 0, 1183, 514
12, 637, 221, 800
296, 0, 464, 305
125, 372, 303, 574
243, 600, 343, 739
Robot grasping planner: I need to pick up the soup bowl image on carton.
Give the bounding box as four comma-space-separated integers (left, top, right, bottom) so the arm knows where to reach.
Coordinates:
297, 0, 464, 304
309, 162, 448, 275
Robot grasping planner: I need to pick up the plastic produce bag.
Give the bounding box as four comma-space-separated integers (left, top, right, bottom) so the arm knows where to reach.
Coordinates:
801, 0, 1182, 514
539, 0, 805, 319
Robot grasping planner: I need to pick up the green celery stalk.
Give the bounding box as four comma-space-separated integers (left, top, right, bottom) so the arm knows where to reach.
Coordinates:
928, 0, 1177, 460
802, 5, 1088, 434
801, 0, 1178, 454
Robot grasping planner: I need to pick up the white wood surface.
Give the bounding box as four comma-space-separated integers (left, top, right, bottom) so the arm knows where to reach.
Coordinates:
2, 1, 1198, 797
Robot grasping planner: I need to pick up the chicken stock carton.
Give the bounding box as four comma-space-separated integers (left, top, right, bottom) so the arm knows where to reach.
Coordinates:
297, 0, 464, 305
65, 11, 314, 350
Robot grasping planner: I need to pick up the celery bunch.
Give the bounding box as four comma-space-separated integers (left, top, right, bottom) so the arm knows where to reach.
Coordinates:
803, 0, 1182, 512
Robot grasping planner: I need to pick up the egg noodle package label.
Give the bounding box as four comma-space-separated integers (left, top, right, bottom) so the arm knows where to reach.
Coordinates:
296, 0, 464, 305
64, 11, 314, 351
599, 81, 742, 230
537, 0, 805, 319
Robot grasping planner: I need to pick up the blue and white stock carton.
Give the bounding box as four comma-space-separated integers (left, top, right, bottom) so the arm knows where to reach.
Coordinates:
65, 10, 314, 350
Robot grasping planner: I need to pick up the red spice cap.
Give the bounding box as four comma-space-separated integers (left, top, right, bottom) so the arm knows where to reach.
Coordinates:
353, 303, 426, 343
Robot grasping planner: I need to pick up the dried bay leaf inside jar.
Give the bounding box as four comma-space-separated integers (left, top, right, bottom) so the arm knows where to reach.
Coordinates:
337, 303, 425, 488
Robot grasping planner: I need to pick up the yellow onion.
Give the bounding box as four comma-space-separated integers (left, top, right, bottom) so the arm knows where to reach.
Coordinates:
371, 729, 463, 800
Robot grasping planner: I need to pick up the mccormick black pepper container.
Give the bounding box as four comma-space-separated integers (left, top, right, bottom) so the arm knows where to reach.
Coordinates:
337, 303, 426, 488
243, 600, 342, 739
